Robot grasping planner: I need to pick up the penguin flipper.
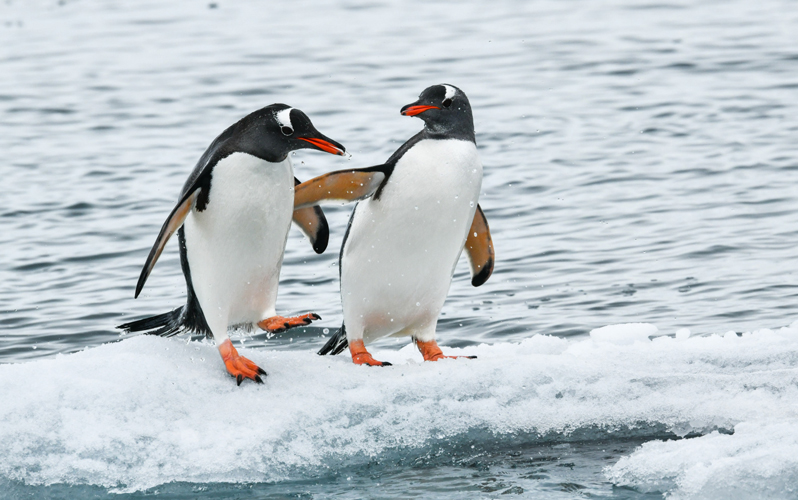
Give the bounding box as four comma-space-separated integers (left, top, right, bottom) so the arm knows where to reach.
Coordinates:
464, 204, 494, 287
293, 166, 387, 210
292, 177, 329, 254
135, 189, 199, 298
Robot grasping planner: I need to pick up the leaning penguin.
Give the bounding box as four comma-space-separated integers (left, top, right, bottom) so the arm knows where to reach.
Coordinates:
118, 104, 346, 384
294, 84, 494, 366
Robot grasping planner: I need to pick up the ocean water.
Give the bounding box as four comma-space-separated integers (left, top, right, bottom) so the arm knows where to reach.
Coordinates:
1, 0, 797, 498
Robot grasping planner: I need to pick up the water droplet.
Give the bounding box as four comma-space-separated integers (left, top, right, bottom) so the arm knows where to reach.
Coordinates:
470, 201, 475, 207
323, 328, 329, 334
416, 302, 420, 306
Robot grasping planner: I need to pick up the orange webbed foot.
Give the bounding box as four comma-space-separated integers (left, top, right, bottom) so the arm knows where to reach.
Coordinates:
258, 313, 321, 333
218, 339, 267, 386
349, 339, 392, 367
415, 339, 477, 362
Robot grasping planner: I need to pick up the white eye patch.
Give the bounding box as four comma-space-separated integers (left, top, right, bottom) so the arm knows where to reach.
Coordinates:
443, 85, 457, 100
276, 107, 294, 133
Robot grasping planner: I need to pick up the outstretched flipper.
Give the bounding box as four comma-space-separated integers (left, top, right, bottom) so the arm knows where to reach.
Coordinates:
294, 166, 388, 210
464, 204, 494, 287
135, 190, 199, 298
292, 177, 329, 254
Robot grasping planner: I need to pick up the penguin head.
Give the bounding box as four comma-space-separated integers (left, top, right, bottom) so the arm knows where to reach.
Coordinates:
236, 104, 346, 162
400, 84, 475, 140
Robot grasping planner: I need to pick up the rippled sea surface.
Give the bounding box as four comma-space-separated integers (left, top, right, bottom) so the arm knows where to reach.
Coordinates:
2, 0, 798, 498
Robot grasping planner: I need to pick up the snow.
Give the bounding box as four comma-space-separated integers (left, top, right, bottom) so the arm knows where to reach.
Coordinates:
607, 421, 798, 499
1, 324, 797, 496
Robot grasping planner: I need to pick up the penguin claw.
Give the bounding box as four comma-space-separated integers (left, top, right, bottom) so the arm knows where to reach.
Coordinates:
258, 313, 321, 333
349, 339, 391, 367
218, 339, 268, 386
415, 339, 475, 362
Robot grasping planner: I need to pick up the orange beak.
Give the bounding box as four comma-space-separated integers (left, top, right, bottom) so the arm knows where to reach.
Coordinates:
298, 137, 346, 156
401, 105, 439, 117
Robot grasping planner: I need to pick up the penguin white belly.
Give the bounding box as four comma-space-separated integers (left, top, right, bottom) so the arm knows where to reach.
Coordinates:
183, 152, 294, 336
340, 139, 482, 343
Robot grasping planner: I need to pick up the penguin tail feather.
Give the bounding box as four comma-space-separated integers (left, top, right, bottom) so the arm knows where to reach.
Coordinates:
117, 306, 186, 338
318, 323, 349, 355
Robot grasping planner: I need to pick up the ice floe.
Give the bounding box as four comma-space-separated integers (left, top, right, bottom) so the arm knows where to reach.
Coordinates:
0, 322, 796, 496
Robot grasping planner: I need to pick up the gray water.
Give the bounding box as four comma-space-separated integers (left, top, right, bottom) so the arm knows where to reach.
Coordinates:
1, 0, 797, 498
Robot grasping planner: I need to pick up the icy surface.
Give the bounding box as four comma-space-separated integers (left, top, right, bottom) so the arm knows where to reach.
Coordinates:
605, 322, 798, 499
1, 325, 797, 494
607, 421, 798, 499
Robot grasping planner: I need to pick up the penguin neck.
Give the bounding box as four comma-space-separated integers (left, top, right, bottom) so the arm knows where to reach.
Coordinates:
421, 115, 476, 144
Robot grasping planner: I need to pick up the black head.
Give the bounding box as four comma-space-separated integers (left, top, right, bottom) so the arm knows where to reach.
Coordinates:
227, 104, 346, 163
399, 84, 475, 142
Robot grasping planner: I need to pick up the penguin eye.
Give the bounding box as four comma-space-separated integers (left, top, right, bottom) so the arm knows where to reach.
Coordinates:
281, 126, 294, 136
442, 98, 453, 108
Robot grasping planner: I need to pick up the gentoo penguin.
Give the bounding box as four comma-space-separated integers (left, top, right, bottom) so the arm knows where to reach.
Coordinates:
118, 104, 346, 384
293, 84, 494, 366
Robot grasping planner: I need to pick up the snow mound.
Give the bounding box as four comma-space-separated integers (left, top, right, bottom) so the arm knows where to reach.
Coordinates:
605, 323, 798, 499
0, 324, 797, 494
607, 421, 798, 500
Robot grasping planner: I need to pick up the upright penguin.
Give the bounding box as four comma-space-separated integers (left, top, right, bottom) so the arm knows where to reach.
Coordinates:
294, 84, 494, 365
118, 104, 346, 384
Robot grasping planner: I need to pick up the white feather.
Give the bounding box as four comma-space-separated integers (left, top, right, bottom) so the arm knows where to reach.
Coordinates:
183, 152, 294, 342
276, 107, 293, 131
340, 139, 482, 343
443, 85, 457, 100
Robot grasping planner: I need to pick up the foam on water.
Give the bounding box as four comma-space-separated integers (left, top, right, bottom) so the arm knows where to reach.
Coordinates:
1, 323, 796, 496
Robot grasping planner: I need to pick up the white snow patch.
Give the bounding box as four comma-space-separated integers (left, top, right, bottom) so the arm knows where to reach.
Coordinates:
607, 421, 798, 499
0, 325, 796, 494
605, 324, 798, 499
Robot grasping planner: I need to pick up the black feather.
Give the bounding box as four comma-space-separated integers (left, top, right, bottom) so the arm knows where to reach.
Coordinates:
117, 306, 185, 337
318, 323, 349, 355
